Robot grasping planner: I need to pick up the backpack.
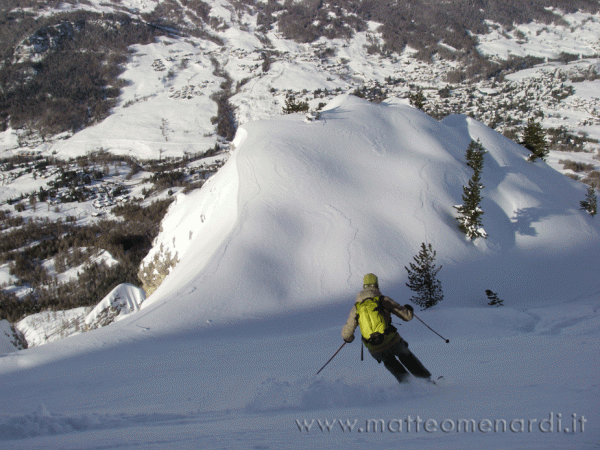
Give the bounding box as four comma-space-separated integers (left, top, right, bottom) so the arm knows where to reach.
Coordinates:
355, 296, 396, 346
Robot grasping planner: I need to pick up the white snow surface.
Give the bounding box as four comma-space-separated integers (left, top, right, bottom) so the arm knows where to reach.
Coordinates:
84, 283, 146, 327
1, 96, 599, 448
16, 307, 91, 348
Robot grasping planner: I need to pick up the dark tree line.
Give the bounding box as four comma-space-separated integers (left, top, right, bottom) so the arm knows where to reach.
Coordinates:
209, 57, 238, 141
0, 198, 173, 323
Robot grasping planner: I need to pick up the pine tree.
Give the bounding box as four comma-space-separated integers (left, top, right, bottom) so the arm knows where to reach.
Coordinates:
405, 243, 444, 309
409, 88, 426, 110
580, 186, 598, 217
521, 118, 549, 162
455, 140, 487, 239
455, 170, 487, 239
465, 139, 486, 173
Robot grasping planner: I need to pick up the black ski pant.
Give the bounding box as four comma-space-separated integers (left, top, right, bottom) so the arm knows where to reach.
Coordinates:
370, 338, 431, 384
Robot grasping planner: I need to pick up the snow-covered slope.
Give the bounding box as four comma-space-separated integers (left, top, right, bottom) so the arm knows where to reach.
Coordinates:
132, 95, 600, 335
1, 95, 599, 449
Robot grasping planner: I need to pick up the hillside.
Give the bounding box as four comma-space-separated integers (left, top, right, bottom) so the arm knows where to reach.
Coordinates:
0, 95, 599, 449
133, 95, 600, 334
1, 0, 600, 155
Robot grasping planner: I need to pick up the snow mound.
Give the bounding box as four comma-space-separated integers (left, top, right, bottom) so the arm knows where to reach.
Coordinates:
84, 283, 146, 330
17, 307, 90, 348
130, 95, 600, 335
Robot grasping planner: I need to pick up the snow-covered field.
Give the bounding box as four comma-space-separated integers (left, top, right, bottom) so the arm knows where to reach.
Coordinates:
1, 96, 599, 448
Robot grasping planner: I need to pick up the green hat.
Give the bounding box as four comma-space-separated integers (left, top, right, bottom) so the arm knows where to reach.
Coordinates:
363, 273, 378, 287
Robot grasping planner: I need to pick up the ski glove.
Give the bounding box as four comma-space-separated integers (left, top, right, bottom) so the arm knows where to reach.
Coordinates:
344, 335, 355, 343
404, 304, 414, 312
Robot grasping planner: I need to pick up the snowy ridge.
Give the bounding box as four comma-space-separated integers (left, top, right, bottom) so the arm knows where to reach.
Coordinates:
16, 307, 90, 348
15, 283, 146, 347
130, 95, 600, 336
84, 283, 146, 329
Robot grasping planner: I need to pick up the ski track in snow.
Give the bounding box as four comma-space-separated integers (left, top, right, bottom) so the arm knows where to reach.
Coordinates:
417, 160, 432, 243
326, 204, 358, 286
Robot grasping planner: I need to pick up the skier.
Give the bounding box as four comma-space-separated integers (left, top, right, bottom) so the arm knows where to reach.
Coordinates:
342, 273, 432, 384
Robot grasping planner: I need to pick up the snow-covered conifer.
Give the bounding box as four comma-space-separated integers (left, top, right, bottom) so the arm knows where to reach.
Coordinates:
522, 118, 549, 162
455, 140, 487, 239
465, 139, 486, 173
405, 243, 444, 309
580, 186, 598, 217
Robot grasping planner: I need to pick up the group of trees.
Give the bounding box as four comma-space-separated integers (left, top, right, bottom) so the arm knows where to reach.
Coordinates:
520, 121, 597, 216
405, 243, 505, 309
276, 0, 361, 43
0, 197, 173, 323
352, 84, 389, 104
209, 57, 238, 141
404, 120, 596, 310
409, 88, 427, 110
0, 11, 164, 137
282, 95, 309, 114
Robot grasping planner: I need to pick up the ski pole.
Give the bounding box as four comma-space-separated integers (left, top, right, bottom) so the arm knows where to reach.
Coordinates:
316, 342, 346, 375
413, 313, 450, 343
